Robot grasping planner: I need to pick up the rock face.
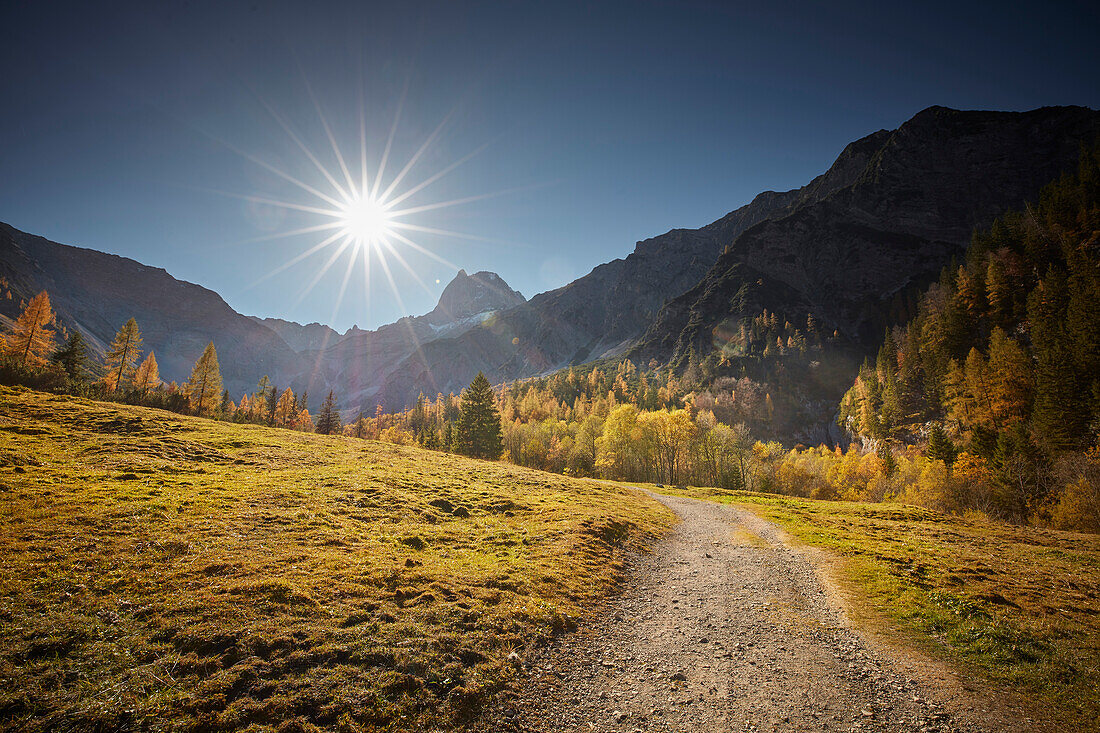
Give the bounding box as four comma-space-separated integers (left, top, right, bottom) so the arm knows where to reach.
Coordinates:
0, 222, 306, 398
427, 269, 525, 324
634, 105, 1100, 362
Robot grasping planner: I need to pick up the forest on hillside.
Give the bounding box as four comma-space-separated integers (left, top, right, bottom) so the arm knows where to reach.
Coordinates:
834, 144, 1100, 527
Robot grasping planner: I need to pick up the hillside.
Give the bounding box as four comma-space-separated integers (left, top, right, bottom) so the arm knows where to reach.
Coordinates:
301, 270, 527, 411
639, 106, 1100, 359
0, 386, 671, 731
621, 106, 1100, 442
0, 223, 305, 399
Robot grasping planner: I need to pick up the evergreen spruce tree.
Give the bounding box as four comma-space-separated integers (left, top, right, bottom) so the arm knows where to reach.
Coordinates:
186, 342, 222, 415
52, 330, 92, 383
315, 390, 341, 435
455, 372, 503, 459
104, 318, 143, 392
442, 421, 455, 452
266, 385, 280, 426
926, 422, 956, 465
1028, 269, 1081, 450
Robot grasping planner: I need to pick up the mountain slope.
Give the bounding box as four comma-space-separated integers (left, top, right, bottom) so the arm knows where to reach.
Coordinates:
367, 106, 1100, 412
0, 223, 304, 397
637, 106, 1100, 362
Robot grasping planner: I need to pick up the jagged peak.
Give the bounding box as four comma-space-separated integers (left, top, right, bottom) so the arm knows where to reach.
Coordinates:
431, 269, 525, 322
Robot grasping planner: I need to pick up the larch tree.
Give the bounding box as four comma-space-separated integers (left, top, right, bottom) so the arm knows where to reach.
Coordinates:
132, 351, 161, 395
273, 387, 296, 427
186, 342, 222, 416
104, 318, 143, 392
295, 408, 313, 432
455, 372, 503, 459
314, 390, 341, 435
5, 290, 56, 369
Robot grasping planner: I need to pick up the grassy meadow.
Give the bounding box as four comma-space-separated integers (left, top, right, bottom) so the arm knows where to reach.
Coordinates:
0, 386, 674, 731
661, 484, 1100, 728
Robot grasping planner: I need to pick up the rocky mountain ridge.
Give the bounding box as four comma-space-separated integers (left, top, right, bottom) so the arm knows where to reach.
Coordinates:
635, 105, 1100, 362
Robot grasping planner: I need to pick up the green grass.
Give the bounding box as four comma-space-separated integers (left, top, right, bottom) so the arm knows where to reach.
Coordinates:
660, 484, 1100, 729
0, 387, 674, 732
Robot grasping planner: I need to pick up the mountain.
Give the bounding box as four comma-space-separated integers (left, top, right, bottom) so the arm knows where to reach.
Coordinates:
248, 317, 344, 353
0, 222, 306, 398
296, 269, 526, 409
363, 106, 1100, 415
5, 105, 1098, 426
637, 106, 1100, 362
351, 131, 901, 407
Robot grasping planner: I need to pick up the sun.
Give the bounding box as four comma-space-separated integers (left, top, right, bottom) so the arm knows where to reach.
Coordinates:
338, 195, 392, 245
228, 84, 507, 320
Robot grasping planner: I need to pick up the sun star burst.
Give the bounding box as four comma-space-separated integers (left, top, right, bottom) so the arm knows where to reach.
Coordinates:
220, 81, 509, 325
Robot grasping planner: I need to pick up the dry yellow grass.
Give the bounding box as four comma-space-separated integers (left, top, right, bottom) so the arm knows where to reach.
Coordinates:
0, 386, 673, 731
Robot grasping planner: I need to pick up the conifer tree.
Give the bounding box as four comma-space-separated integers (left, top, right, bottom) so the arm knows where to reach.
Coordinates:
266, 385, 280, 426
5, 290, 55, 369
186, 342, 222, 415
253, 376, 273, 421
51, 330, 92, 383
315, 390, 341, 435
104, 318, 143, 392
455, 372, 503, 459
877, 441, 896, 476
1029, 269, 1081, 449
273, 387, 296, 427
926, 422, 957, 465
132, 351, 160, 395
295, 408, 313, 432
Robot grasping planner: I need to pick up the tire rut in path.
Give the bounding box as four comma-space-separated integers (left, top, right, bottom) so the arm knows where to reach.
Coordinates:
479, 492, 1000, 733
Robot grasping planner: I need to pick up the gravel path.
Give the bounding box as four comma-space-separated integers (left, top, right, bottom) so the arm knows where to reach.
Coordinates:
478, 492, 1011, 733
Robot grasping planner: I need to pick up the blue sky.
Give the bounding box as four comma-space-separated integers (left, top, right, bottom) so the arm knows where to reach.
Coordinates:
2, 1, 1097, 331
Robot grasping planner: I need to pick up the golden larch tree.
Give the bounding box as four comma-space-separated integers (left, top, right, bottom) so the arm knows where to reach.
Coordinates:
273, 387, 296, 427
104, 318, 143, 391
186, 342, 222, 416
295, 408, 313, 432
5, 290, 56, 369
133, 351, 160, 394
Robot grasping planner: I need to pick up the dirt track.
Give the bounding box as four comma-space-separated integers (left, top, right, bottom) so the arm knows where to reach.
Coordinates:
477, 492, 1024, 733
